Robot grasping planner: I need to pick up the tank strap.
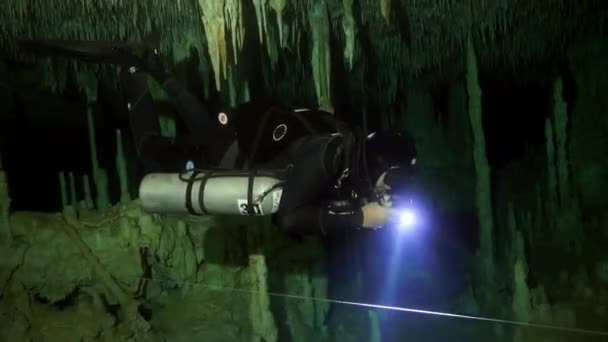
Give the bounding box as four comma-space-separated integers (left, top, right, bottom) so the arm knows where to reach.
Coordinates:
243, 108, 268, 215
246, 168, 256, 216
186, 170, 209, 216
243, 107, 283, 215
197, 172, 211, 215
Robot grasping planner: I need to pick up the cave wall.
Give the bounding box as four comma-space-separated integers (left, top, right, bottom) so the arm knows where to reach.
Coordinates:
0, 197, 341, 341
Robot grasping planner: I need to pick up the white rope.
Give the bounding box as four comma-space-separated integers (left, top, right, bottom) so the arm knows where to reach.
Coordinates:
140, 276, 608, 337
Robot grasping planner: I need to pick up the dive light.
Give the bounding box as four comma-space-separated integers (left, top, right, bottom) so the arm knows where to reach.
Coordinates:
376, 189, 419, 230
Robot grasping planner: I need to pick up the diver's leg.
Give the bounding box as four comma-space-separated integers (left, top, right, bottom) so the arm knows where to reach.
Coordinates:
120, 67, 206, 172
120, 67, 161, 151
161, 76, 236, 164
143, 52, 216, 140
142, 52, 234, 165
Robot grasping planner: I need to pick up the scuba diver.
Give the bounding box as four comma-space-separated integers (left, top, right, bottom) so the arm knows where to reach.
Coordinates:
18, 34, 418, 235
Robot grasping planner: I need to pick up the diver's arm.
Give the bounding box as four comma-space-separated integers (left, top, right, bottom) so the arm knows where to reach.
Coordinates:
276, 201, 363, 235
276, 134, 362, 235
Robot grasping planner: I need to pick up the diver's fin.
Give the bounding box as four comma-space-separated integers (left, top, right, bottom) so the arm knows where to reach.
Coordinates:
18, 39, 134, 65
18, 31, 160, 67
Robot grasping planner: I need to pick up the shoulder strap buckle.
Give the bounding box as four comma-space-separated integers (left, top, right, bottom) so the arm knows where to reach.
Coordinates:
334, 167, 350, 189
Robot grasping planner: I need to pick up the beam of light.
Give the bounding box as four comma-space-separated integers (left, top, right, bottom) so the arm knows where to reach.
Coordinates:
399, 209, 416, 227
136, 275, 608, 337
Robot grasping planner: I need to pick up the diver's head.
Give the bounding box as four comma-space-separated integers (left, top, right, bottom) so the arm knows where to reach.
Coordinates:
365, 130, 417, 204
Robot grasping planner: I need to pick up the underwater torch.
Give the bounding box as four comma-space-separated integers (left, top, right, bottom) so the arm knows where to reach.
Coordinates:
376, 190, 421, 231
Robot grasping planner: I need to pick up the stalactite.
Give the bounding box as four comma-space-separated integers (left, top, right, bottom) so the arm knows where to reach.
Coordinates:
115, 130, 130, 202
544, 118, 557, 230
309, 1, 332, 109
387, 71, 398, 106
69, 172, 77, 208
380, 0, 391, 24
533, 184, 543, 236
270, 0, 286, 48
48, 62, 68, 95
76, 70, 98, 104
552, 77, 570, 206
83, 175, 93, 209
225, 0, 245, 64
342, 0, 356, 70
253, 0, 270, 45
267, 29, 279, 67
287, 10, 303, 62
239, 80, 248, 102
59, 171, 68, 209
199, 0, 227, 91
521, 211, 534, 249
86, 107, 110, 209
228, 65, 238, 106
296, 25, 303, 67
466, 36, 495, 287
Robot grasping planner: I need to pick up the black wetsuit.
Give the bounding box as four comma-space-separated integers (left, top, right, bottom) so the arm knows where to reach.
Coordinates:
122, 68, 369, 236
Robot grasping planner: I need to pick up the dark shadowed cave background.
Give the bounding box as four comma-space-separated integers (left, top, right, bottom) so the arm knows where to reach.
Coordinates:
0, 1, 607, 341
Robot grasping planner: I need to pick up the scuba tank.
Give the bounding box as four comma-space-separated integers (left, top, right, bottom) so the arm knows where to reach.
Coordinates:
138, 105, 360, 218
139, 169, 285, 216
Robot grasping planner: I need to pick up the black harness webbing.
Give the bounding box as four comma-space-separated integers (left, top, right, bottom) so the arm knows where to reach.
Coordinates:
243, 109, 273, 215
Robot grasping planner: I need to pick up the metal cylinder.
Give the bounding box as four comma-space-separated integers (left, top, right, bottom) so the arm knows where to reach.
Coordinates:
138, 170, 284, 216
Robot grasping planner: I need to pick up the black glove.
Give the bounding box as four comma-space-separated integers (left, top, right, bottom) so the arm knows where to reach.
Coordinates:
139, 48, 172, 82
113, 45, 172, 82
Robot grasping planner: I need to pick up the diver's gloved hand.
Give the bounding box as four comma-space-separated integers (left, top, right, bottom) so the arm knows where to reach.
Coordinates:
361, 202, 398, 229
139, 48, 172, 82
116, 45, 171, 82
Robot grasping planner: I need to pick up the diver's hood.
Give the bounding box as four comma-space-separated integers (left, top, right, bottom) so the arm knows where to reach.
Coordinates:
365, 130, 417, 192
367, 163, 414, 191
384, 166, 414, 192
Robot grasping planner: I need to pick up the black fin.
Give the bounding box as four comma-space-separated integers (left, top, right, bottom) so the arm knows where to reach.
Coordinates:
18, 31, 161, 66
